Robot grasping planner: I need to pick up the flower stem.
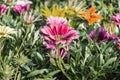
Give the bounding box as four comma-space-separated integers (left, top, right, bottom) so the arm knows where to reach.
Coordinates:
16, 28, 30, 56
7, 7, 11, 16
0, 38, 5, 54
14, 66, 19, 80
57, 47, 71, 80
118, 0, 120, 12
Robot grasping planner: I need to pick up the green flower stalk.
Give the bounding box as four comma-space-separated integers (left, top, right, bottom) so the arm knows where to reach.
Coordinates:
118, 0, 120, 11
16, 27, 30, 56
57, 45, 72, 80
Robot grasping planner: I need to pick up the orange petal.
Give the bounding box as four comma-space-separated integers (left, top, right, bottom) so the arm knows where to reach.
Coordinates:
88, 6, 96, 14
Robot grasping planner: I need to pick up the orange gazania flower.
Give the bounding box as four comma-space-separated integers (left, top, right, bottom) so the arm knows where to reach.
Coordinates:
82, 7, 102, 24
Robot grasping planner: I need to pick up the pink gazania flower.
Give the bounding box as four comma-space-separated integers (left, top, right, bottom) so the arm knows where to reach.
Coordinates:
111, 13, 120, 25
13, 0, 32, 14
114, 38, 120, 50
13, 4, 30, 14
46, 16, 67, 26
40, 17, 79, 59
0, 4, 7, 16
89, 27, 117, 43
40, 24, 79, 45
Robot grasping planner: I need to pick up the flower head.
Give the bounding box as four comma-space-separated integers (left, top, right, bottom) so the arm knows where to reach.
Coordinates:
40, 17, 79, 59
82, 7, 102, 24
40, 24, 79, 45
24, 11, 41, 25
89, 27, 116, 43
0, 25, 16, 39
111, 13, 120, 25
13, 5, 30, 14
13, 0, 32, 14
42, 5, 65, 18
0, 4, 7, 16
46, 16, 67, 26
114, 38, 120, 50
65, 0, 86, 18
14, 0, 32, 6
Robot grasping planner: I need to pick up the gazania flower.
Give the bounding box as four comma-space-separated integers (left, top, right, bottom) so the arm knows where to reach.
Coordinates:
24, 11, 41, 25
14, 0, 32, 6
13, 5, 30, 14
111, 13, 120, 25
64, 0, 86, 18
40, 17, 79, 59
40, 24, 79, 45
42, 5, 65, 18
0, 25, 16, 39
0, 4, 7, 16
46, 16, 67, 26
89, 27, 116, 43
82, 7, 102, 24
114, 38, 120, 50
7, 0, 16, 3
13, 0, 32, 14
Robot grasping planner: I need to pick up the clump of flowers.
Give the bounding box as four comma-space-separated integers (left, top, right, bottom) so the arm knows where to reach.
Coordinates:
0, 4, 7, 16
40, 17, 79, 59
0, 25, 16, 39
42, 5, 65, 18
82, 7, 102, 24
89, 27, 116, 43
111, 13, 120, 25
13, 0, 32, 14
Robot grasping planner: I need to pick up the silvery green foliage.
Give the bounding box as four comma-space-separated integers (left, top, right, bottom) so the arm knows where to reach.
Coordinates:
0, 0, 120, 80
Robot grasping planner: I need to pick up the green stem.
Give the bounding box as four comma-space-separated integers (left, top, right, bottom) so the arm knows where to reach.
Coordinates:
118, 0, 120, 12
57, 47, 71, 80
82, 75, 85, 80
0, 38, 5, 54
14, 66, 19, 80
16, 28, 30, 56
7, 7, 11, 16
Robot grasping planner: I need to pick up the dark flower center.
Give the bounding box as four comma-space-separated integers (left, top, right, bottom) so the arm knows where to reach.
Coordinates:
0, 32, 5, 35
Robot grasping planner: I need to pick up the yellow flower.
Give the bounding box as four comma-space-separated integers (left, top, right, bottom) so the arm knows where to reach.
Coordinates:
64, 0, 86, 18
0, 25, 16, 39
104, 22, 118, 34
41, 5, 65, 18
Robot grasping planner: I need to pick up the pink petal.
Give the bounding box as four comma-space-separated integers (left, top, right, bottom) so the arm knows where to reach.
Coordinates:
43, 42, 55, 50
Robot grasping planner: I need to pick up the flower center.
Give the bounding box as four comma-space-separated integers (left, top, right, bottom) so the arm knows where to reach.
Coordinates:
55, 35, 64, 40
0, 32, 5, 35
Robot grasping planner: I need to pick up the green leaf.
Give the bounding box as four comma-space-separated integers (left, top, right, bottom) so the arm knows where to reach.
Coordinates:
103, 57, 117, 68
36, 52, 43, 61
50, 58, 57, 66
27, 69, 48, 78
101, 40, 114, 54
17, 72, 21, 80
44, 70, 60, 78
